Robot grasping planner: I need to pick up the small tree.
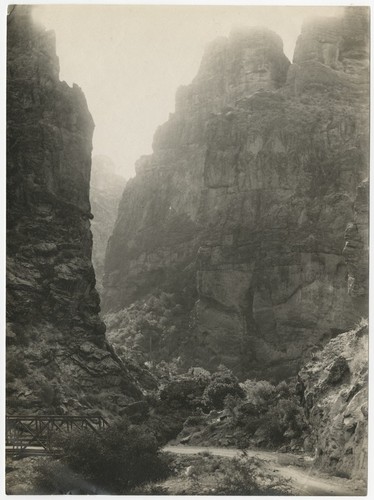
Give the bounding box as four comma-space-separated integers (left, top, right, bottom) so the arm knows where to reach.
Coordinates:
160, 375, 209, 409
203, 368, 245, 410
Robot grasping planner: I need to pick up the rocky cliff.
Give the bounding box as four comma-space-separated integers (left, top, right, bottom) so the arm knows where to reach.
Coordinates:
103, 7, 369, 380
300, 320, 368, 481
90, 155, 126, 294
6, 6, 148, 416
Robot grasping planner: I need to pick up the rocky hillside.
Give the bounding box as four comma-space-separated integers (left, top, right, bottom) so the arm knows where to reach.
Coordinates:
300, 320, 368, 481
103, 7, 369, 380
6, 6, 152, 416
90, 155, 126, 294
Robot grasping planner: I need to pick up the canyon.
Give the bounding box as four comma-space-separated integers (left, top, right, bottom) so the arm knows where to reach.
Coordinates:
5, 5, 369, 492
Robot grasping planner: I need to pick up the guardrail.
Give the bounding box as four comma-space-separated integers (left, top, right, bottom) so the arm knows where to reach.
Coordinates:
6, 414, 109, 455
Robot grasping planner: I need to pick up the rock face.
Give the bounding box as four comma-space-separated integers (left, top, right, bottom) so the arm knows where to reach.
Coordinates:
300, 321, 368, 481
6, 6, 144, 416
103, 7, 369, 380
90, 155, 126, 294
343, 179, 368, 305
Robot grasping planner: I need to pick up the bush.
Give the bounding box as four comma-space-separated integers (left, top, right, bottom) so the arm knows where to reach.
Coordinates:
275, 380, 291, 398
276, 398, 304, 434
259, 412, 286, 446
224, 393, 243, 416
160, 376, 208, 409
240, 379, 276, 405
203, 369, 245, 410
34, 460, 96, 494
253, 395, 305, 446
242, 416, 263, 436
53, 419, 170, 494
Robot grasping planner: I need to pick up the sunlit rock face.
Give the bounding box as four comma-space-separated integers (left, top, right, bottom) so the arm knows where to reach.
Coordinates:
6, 6, 145, 415
300, 321, 368, 481
103, 7, 369, 380
90, 155, 126, 294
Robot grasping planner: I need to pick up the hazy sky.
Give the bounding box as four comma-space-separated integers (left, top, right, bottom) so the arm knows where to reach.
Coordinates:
32, 5, 345, 179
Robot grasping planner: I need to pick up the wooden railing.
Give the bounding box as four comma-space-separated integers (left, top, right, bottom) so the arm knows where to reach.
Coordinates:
6, 415, 109, 455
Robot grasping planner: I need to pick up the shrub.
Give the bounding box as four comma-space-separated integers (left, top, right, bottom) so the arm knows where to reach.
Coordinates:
242, 416, 263, 436
203, 369, 245, 410
259, 412, 286, 446
34, 460, 96, 494
254, 394, 306, 447
160, 376, 208, 409
53, 419, 170, 494
240, 379, 276, 405
276, 398, 304, 434
146, 413, 185, 445
275, 380, 291, 398
224, 393, 243, 416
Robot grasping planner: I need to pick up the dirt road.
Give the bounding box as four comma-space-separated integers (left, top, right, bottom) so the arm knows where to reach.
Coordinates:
164, 445, 366, 496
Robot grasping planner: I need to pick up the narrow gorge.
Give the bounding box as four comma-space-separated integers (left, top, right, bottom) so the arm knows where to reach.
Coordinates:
90, 154, 126, 294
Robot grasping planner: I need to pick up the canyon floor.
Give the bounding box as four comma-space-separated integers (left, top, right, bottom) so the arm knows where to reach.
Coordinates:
161, 446, 366, 496
6, 445, 366, 496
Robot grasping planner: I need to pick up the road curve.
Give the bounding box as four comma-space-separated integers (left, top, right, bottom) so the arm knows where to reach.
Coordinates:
163, 445, 366, 496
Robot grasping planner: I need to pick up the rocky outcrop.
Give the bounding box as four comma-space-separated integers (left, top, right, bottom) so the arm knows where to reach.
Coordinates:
6, 6, 145, 416
300, 321, 368, 481
90, 155, 126, 294
103, 7, 369, 380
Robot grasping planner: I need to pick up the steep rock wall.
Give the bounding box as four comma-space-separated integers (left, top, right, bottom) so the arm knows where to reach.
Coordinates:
103, 7, 369, 379
90, 155, 126, 294
6, 6, 147, 416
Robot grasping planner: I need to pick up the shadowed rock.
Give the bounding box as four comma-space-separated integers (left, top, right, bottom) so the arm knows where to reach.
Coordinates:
6, 5, 144, 415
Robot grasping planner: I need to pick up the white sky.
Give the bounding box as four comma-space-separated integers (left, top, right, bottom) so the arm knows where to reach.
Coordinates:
32, 5, 345, 178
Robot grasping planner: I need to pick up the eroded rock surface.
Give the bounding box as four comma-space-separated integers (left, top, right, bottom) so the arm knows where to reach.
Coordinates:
300, 321, 368, 481
103, 7, 369, 379
6, 6, 147, 416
